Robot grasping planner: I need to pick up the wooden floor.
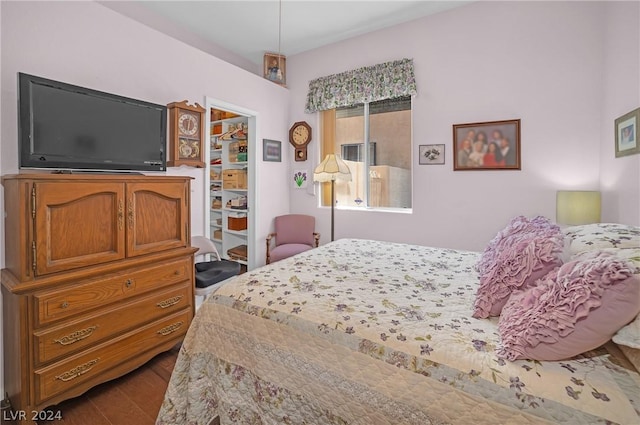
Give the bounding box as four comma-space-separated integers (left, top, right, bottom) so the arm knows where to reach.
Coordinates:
35, 345, 180, 425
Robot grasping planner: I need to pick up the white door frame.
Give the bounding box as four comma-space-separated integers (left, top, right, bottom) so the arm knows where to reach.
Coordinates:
204, 96, 258, 271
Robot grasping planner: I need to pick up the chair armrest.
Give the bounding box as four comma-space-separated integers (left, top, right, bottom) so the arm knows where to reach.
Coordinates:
313, 232, 321, 247
266, 233, 277, 264
210, 243, 222, 261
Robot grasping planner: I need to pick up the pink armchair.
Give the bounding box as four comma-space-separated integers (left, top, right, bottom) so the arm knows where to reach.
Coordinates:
266, 214, 320, 264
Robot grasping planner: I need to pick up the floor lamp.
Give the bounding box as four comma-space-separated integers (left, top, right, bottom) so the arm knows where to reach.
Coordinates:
313, 154, 352, 241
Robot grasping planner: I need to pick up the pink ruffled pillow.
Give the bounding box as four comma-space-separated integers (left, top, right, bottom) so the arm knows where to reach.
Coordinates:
472, 223, 564, 318
497, 251, 640, 361
476, 216, 560, 274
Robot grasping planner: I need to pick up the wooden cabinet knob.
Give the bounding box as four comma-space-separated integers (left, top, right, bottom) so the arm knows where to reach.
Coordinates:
60, 301, 69, 309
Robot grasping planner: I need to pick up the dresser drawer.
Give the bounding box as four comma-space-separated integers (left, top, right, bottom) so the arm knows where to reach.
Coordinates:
34, 257, 191, 326
34, 283, 192, 365
34, 309, 190, 405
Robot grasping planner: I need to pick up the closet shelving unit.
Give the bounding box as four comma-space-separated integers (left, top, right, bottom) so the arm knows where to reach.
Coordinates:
208, 113, 249, 272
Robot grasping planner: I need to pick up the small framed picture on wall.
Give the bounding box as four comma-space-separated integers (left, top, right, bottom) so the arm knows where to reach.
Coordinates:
263, 139, 281, 162
419, 144, 445, 165
293, 170, 308, 189
263, 53, 286, 86
615, 107, 640, 157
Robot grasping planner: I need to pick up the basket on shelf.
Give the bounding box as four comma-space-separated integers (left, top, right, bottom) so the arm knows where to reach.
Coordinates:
227, 244, 248, 261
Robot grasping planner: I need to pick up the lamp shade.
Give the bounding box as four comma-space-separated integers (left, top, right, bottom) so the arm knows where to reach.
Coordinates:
556, 191, 601, 225
313, 154, 352, 182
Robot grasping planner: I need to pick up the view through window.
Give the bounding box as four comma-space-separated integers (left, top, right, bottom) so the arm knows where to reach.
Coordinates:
322, 96, 412, 209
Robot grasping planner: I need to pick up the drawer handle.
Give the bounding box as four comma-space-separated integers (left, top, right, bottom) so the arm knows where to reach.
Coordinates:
60, 301, 69, 309
157, 321, 183, 336
55, 358, 100, 382
156, 296, 183, 309
125, 279, 134, 288
53, 326, 98, 346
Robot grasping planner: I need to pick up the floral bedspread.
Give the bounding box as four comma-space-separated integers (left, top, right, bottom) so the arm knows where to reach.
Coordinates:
157, 239, 640, 425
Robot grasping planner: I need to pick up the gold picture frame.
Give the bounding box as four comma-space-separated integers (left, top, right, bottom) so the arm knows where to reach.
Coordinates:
263, 53, 286, 86
615, 107, 640, 158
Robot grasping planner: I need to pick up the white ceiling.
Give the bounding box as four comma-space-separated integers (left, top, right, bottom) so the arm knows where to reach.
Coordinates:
108, 1, 471, 71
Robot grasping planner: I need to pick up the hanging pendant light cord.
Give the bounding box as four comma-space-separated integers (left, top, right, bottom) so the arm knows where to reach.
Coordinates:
278, 0, 282, 69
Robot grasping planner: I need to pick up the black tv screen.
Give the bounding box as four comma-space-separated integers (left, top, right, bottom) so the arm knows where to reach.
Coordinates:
19, 73, 166, 172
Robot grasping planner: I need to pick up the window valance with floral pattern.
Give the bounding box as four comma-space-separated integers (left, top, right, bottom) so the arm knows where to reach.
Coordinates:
304, 58, 417, 113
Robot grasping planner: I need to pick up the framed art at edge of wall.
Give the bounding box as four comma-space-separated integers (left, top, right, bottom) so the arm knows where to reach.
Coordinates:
419, 144, 445, 165
453, 119, 521, 171
263, 139, 282, 162
264, 53, 286, 86
615, 107, 640, 158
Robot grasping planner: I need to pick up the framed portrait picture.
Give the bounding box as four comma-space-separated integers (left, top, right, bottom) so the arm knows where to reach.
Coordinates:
263, 53, 286, 86
263, 139, 281, 162
453, 119, 521, 171
615, 107, 640, 158
419, 144, 445, 165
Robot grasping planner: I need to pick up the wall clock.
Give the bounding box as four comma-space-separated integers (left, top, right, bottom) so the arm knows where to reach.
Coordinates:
289, 121, 312, 161
168, 100, 206, 168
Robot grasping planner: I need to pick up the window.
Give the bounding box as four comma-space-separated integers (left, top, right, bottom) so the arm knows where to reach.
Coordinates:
321, 96, 412, 210
341, 142, 376, 165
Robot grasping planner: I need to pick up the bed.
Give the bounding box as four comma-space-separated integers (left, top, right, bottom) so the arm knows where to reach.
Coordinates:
157, 232, 640, 424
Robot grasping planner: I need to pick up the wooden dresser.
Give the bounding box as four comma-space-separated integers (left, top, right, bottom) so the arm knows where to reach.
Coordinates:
1, 174, 195, 423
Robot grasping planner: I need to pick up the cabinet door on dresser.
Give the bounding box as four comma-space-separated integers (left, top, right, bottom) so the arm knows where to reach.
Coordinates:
34, 182, 126, 276
126, 181, 188, 257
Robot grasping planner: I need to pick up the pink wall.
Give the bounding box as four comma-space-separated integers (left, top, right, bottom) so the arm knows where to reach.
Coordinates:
600, 1, 640, 225
287, 1, 620, 251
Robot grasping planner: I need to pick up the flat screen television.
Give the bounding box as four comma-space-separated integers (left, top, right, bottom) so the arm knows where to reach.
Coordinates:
19, 72, 167, 172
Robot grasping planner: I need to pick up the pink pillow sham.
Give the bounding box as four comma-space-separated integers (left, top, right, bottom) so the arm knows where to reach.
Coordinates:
497, 251, 640, 361
476, 215, 560, 274
472, 218, 564, 318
